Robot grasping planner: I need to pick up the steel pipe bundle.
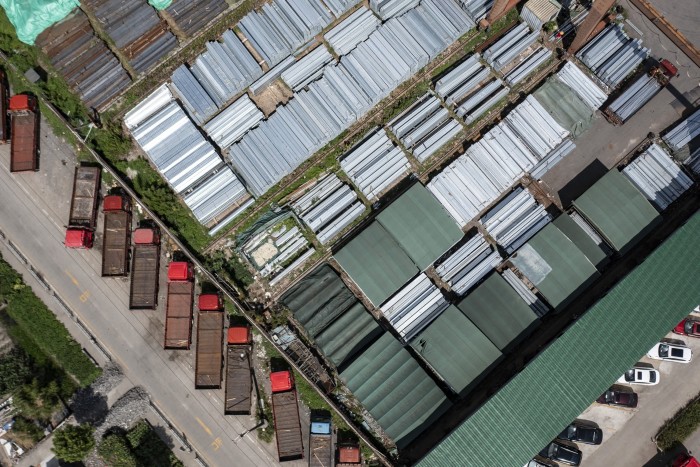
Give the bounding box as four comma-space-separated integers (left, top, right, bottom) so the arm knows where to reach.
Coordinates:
324, 0, 356, 16
502, 268, 549, 317
484, 23, 540, 71
622, 143, 693, 210
556, 61, 608, 109
504, 47, 552, 86
436, 233, 502, 295
455, 79, 506, 117
463, 86, 510, 124
165, 0, 229, 37
663, 108, 700, 151
480, 187, 552, 253
380, 273, 449, 341
325, 7, 381, 56
281, 46, 334, 91
171, 65, 219, 125
204, 95, 264, 149
606, 74, 661, 123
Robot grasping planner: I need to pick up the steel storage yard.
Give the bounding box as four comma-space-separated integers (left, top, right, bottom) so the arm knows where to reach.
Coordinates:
195, 309, 224, 388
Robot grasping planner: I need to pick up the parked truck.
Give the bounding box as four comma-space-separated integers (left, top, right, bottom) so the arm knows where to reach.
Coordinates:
9, 94, 39, 172
336, 436, 362, 466
0, 70, 8, 143
309, 415, 332, 467
129, 227, 160, 310
270, 370, 304, 461
65, 166, 101, 249
195, 294, 224, 389
225, 325, 252, 415
101, 194, 131, 276
164, 262, 194, 349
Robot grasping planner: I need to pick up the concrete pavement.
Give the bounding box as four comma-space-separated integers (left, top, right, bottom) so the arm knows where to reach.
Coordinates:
0, 125, 281, 467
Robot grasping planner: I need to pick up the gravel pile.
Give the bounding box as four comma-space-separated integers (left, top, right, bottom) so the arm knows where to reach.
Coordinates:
93, 386, 150, 440
70, 363, 124, 425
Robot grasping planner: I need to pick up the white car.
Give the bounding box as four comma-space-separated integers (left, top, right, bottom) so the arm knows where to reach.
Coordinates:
648, 343, 692, 363
617, 367, 660, 385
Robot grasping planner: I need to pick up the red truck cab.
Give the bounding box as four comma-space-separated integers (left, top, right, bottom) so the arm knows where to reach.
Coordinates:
228, 326, 252, 345
168, 261, 194, 281
65, 228, 93, 249
198, 293, 223, 311
674, 453, 700, 467
660, 59, 678, 78
271, 370, 294, 393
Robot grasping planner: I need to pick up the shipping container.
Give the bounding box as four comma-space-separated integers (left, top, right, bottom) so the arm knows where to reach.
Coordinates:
164, 262, 195, 349
0, 70, 8, 143
225, 326, 252, 415
271, 370, 304, 461
9, 95, 39, 172
101, 194, 131, 276
309, 415, 332, 467
129, 227, 160, 310
195, 294, 224, 388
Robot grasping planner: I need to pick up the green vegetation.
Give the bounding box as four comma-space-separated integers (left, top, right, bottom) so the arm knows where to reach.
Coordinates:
256, 401, 275, 443
207, 250, 254, 290
13, 379, 62, 420
99, 421, 183, 467
294, 371, 349, 431
10, 417, 44, 444
656, 392, 700, 450
52, 424, 96, 463
0, 347, 33, 394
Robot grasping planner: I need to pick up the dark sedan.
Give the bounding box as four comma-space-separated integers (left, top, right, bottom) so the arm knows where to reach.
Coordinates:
559, 422, 603, 445
596, 389, 638, 408
539, 440, 582, 466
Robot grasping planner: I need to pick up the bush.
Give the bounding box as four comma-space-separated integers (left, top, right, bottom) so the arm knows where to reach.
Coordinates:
13, 379, 61, 421
656, 393, 700, 450
11, 416, 44, 443
127, 421, 183, 467
91, 122, 132, 161
0, 348, 33, 395
52, 424, 95, 462
208, 251, 253, 290
99, 433, 139, 467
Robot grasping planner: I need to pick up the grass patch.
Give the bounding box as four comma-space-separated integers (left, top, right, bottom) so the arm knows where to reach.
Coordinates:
257, 398, 275, 443
656, 392, 700, 450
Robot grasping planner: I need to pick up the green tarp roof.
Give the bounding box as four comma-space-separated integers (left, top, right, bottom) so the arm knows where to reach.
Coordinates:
457, 273, 539, 351
573, 170, 661, 253
411, 306, 503, 394
341, 332, 451, 448
419, 210, 700, 467
1, 0, 79, 45
334, 222, 419, 306
377, 184, 463, 270
512, 223, 601, 310
553, 214, 609, 269
534, 77, 594, 138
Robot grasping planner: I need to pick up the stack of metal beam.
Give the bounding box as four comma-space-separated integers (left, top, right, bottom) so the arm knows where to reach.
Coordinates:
165, 0, 229, 37
455, 78, 510, 124
605, 73, 662, 123
370, 0, 421, 19
203, 95, 264, 150
324, 0, 357, 16
480, 188, 552, 254
238, 0, 334, 67
189, 30, 263, 107
341, 130, 412, 200
436, 233, 502, 295
250, 56, 297, 95
504, 95, 570, 159
529, 139, 576, 179
170, 65, 218, 125
663, 107, 700, 151
556, 61, 608, 109
460, 0, 494, 21
380, 273, 449, 341
291, 174, 366, 244
388, 93, 463, 162
504, 47, 552, 86
435, 54, 487, 100
576, 24, 650, 87
324, 7, 381, 56
84, 0, 177, 73
36, 10, 132, 111
281, 46, 335, 91
483, 23, 540, 71
622, 144, 693, 210
502, 268, 549, 317
183, 168, 254, 229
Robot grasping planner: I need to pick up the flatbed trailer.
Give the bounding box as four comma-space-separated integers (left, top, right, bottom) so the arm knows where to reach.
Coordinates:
195, 309, 224, 388
129, 228, 160, 310
101, 195, 131, 277
9, 95, 39, 172
309, 417, 332, 467
68, 166, 101, 228
225, 326, 252, 415
271, 371, 304, 461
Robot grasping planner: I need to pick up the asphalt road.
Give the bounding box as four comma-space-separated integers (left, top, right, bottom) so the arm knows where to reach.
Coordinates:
0, 133, 280, 466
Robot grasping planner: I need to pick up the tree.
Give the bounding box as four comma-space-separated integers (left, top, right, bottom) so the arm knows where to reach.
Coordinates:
13, 379, 61, 420
0, 348, 33, 394
52, 423, 95, 462
98, 432, 138, 467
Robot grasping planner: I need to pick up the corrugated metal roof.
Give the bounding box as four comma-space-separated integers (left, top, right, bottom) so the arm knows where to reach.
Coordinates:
573, 170, 661, 253
411, 305, 502, 394
512, 222, 600, 310
377, 183, 463, 270
334, 222, 419, 306
457, 272, 539, 351
419, 210, 700, 467
552, 214, 609, 269
340, 332, 452, 448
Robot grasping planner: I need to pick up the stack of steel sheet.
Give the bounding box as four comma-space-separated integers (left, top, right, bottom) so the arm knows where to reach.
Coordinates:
622, 143, 693, 210
576, 24, 650, 87
685, 149, 700, 175
501, 268, 549, 317
435, 54, 490, 102
556, 61, 608, 109
291, 174, 366, 244
370, 0, 421, 19
124, 84, 174, 129
183, 168, 254, 228
480, 187, 552, 254
341, 130, 411, 200
436, 233, 502, 295
504, 95, 569, 160
529, 139, 576, 179
324, 7, 381, 56
455, 78, 510, 124
36, 10, 132, 111
165, 0, 229, 37
605, 73, 662, 123
380, 273, 449, 341
483, 23, 540, 71
249, 56, 297, 95
281, 46, 335, 91
388, 93, 462, 162
460, 0, 494, 21
663, 107, 700, 151
238, 0, 334, 67
84, 0, 177, 73
324, 0, 357, 16
504, 47, 552, 86
170, 65, 218, 125
203, 95, 264, 150
190, 30, 263, 107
